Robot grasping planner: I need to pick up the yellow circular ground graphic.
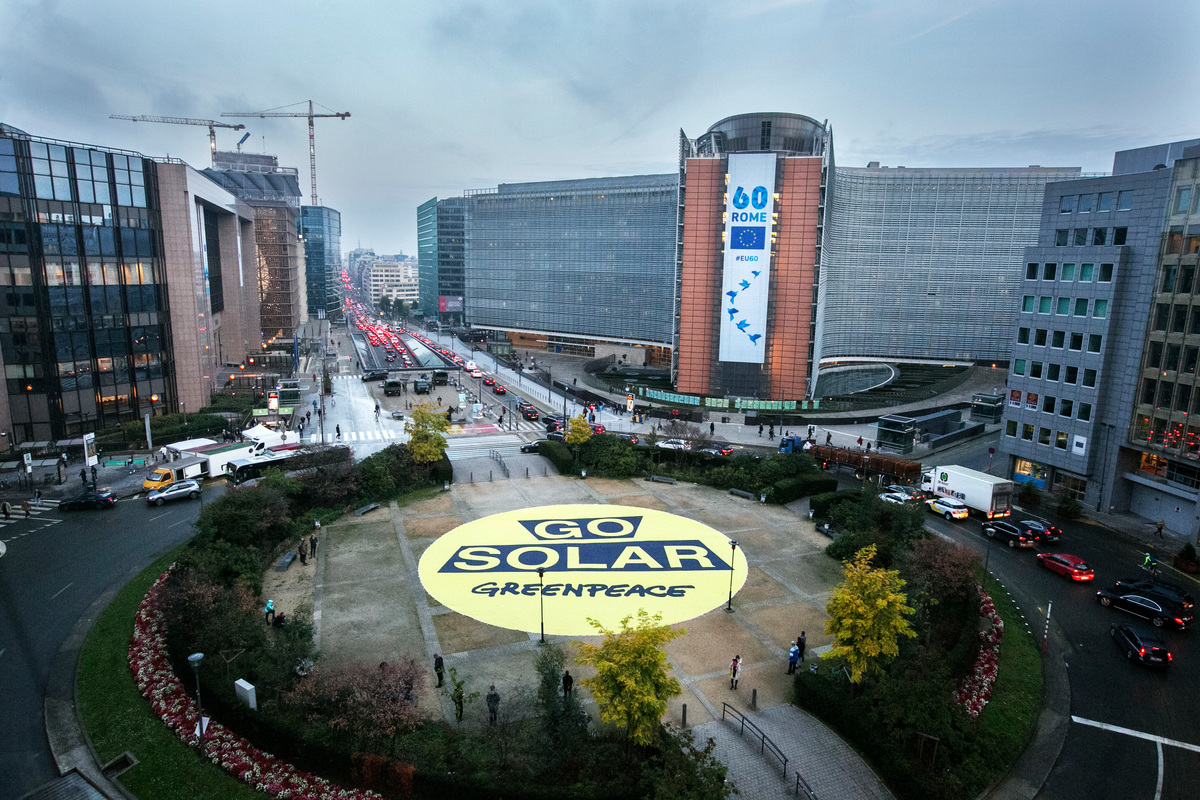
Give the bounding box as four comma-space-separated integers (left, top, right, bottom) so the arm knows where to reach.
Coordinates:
418, 504, 749, 636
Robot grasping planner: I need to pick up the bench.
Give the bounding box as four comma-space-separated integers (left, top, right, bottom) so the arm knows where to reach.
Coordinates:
649, 475, 677, 485
728, 488, 755, 500
274, 551, 297, 572
355, 502, 381, 517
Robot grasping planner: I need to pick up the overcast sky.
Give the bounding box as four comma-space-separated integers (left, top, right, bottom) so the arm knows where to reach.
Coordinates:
2, 0, 1197, 255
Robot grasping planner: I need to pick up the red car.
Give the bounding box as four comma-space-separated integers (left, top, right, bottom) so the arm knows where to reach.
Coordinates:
1037, 553, 1094, 581
483, 377, 496, 386
590, 423, 606, 434
492, 384, 507, 395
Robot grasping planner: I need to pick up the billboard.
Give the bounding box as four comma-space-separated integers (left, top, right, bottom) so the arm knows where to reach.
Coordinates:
719, 153, 776, 363
439, 296, 464, 313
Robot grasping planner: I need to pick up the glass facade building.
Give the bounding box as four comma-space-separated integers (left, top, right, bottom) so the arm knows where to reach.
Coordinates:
464, 175, 677, 348
0, 125, 173, 443
301, 205, 341, 319
417, 197, 465, 325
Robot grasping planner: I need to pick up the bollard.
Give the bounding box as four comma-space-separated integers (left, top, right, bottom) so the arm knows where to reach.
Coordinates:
682, 703, 687, 728
470, 472, 474, 483
490, 470, 493, 482
751, 688, 757, 710
526, 467, 529, 478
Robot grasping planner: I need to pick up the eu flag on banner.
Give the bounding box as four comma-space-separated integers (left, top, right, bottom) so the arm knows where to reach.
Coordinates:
730, 226, 765, 250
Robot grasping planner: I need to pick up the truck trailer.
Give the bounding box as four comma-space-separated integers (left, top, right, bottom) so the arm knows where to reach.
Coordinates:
921, 465, 1013, 519
780, 439, 922, 484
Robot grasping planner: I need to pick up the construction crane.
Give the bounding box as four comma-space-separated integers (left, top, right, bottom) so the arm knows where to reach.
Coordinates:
109, 115, 246, 160
222, 101, 350, 205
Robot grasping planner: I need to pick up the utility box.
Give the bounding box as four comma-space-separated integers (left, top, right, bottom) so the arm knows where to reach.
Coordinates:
235, 678, 257, 711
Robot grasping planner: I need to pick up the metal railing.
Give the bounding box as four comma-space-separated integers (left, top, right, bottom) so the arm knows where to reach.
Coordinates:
488, 450, 509, 478
721, 703, 788, 777
794, 771, 819, 799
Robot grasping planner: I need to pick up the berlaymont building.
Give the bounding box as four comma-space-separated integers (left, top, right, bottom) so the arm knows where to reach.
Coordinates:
434, 112, 1082, 406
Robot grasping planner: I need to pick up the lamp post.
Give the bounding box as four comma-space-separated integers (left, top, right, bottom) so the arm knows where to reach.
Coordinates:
1096, 423, 1116, 512
188, 652, 205, 759
537, 567, 545, 643
983, 526, 995, 573
726, 541, 738, 612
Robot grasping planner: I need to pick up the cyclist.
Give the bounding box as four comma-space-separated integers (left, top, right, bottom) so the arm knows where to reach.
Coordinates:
1142, 552, 1158, 573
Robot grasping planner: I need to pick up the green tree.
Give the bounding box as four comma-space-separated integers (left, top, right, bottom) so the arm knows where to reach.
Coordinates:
533, 644, 590, 773
378, 295, 392, 316
823, 544, 916, 684
640, 727, 734, 800
575, 609, 683, 746
396, 299, 409, 319
406, 401, 450, 464
566, 413, 592, 447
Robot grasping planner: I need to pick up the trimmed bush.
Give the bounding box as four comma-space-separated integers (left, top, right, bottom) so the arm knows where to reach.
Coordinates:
810, 489, 864, 519
538, 440, 575, 474
769, 473, 838, 504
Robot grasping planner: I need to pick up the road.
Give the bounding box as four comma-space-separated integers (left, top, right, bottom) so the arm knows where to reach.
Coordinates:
0, 487, 212, 797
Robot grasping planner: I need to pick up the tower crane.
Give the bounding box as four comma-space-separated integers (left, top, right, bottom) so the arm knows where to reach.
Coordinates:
222, 101, 350, 205
109, 115, 246, 161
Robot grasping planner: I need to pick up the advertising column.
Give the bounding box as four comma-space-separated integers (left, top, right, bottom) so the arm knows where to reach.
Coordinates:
718, 153, 777, 364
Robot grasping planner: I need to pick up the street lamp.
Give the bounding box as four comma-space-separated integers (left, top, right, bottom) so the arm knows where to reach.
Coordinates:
1096, 423, 1117, 512
188, 652, 205, 759
983, 526, 995, 573
537, 567, 546, 643
726, 541, 738, 612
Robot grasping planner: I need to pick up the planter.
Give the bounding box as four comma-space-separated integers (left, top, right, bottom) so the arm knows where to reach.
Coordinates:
1173, 555, 1200, 574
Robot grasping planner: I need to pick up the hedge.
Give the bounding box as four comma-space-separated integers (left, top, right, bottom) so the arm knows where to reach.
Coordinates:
538, 440, 576, 474
769, 473, 837, 504
809, 489, 865, 519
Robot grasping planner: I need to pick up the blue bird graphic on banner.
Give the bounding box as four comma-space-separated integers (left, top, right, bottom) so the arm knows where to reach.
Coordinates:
727, 307, 739, 320
748, 333, 762, 345
736, 320, 750, 331
726, 290, 738, 301
739, 279, 750, 290
751, 270, 761, 278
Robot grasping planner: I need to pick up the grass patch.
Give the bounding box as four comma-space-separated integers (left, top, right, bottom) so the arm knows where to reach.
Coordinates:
977, 573, 1043, 751
76, 545, 265, 800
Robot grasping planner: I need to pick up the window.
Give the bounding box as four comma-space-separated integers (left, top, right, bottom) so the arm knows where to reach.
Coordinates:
1060, 195, 1076, 213
1074, 229, 1088, 246
1017, 327, 1030, 344
1174, 305, 1189, 333
1180, 264, 1195, 294
1178, 186, 1193, 215
1042, 395, 1056, 414
1117, 190, 1133, 210
1056, 297, 1071, 315
1154, 303, 1170, 331
1030, 361, 1044, 379
1039, 427, 1052, 445
1188, 234, 1200, 255
1088, 334, 1103, 353
1083, 368, 1097, 387
1052, 330, 1066, 348
1178, 385, 1193, 414
1065, 365, 1078, 384
1079, 263, 1094, 281
1098, 192, 1113, 212
1162, 264, 1178, 293
1165, 343, 1180, 370
1185, 346, 1199, 374
1078, 194, 1094, 213
1099, 263, 1113, 282
1158, 381, 1173, 407
1078, 402, 1092, 421
1022, 423, 1035, 441
1055, 431, 1069, 450
1070, 332, 1084, 351
1142, 378, 1158, 405
1043, 262, 1057, 280
1035, 328, 1048, 346
1167, 227, 1183, 254
1113, 227, 1127, 246
1191, 310, 1200, 335
1022, 295, 1035, 312
1059, 399, 1073, 418
1047, 363, 1060, 381
1026, 262, 1038, 280
1093, 228, 1107, 246
1061, 263, 1075, 281
1074, 298, 1089, 317
1148, 340, 1164, 368
1093, 299, 1108, 318
1013, 359, 1026, 376
1056, 229, 1069, 247
1005, 420, 1018, 437
1039, 296, 1053, 314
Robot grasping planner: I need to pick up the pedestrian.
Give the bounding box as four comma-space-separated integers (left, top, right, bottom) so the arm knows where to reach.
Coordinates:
857, 436, 863, 448
335, 424, 341, 440
798, 631, 807, 662
758, 424, 764, 438
434, 653, 445, 687
787, 641, 799, 674
825, 431, 832, 446
562, 670, 574, 697
298, 537, 307, 566
306, 410, 311, 422
264, 600, 275, 624
452, 686, 465, 723
710, 421, 715, 436
573, 377, 577, 386
866, 442, 872, 453
1156, 519, 1165, 538
808, 425, 814, 439
2, 501, 10, 521
34, 489, 41, 507
310, 532, 318, 557
486, 685, 500, 725
729, 655, 742, 689
159, 445, 167, 462
79, 468, 87, 485
90, 465, 97, 483
768, 425, 774, 440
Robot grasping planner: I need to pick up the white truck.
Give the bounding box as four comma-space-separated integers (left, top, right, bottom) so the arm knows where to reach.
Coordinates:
921, 465, 1014, 519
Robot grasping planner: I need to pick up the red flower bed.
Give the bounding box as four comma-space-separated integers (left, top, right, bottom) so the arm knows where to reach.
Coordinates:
129, 569, 383, 799
953, 584, 1004, 718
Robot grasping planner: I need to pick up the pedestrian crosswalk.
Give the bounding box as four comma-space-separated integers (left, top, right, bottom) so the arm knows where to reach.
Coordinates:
444, 434, 528, 460
306, 429, 403, 444
0, 498, 62, 530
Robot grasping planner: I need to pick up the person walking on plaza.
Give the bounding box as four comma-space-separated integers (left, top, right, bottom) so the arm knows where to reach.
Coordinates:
857, 436, 864, 448
298, 537, 307, 566
434, 653, 445, 687
758, 424, 764, 438
335, 424, 341, 440
562, 670, 574, 697
798, 631, 807, 662
79, 468, 87, 485
22, 499, 30, 518
2, 501, 10, 521
768, 424, 774, 440
710, 421, 715, 436
90, 465, 97, 483
1156, 519, 1165, 538
309, 532, 318, 557
825, 431, 832, 446
34, 489, 41, 507
486, 685, 500, 725
729, 655, 742, 689
787, 641, 799, 674
264, 600, 275, 624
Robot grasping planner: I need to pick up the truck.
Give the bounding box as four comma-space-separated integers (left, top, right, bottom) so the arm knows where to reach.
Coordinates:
921, 465, 1013, 519
412, 377, 430, 394
384, 378, 405, 396
781, 439, 923, 484
142, 456, 207, 492
432, 370, 449, 386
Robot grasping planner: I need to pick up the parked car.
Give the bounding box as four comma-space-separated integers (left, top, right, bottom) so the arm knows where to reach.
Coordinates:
146, 479, 202, 506
926, 496, 969, 520
390, 410, 405, 420
362, 369, 388, 381
61, 490, 118, 511
1112, 578, 1195, 611
883, 484, 924, 501
1096, 588, 1193, 629
1036, 552, 1094, 581
982, 520, 1039, 548
1021, 518, 1062, 542
656, 439, 690, 451
1110, 623, 1172, 668
520, 441, 543, 453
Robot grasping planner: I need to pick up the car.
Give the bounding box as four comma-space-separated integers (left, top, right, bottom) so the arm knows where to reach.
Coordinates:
982, 520, 1039, 548
61, 490, 118, 511
482, 377, 495, 386
589, 423, 606, 435
878, 492, 911, 505
391, 410, 405, 420
516, 400, 535, 411
1110, 623, 1172, 668
385, 355, 395, 362
546, 430, 566, 442
883, 484, 924, 501
471, 370, 483, 378
362, 369, 388, 381
1020, 518, 1062, 542
926, 496, 969, 520
1096, 588, 1193, 629
522, 407, 540, 421
1112, 578, 1195, 611
543, 414, 565, 429
492, 384, 507, 395
520, 441, 544, 453
146, 479, 202, 506
656, 438, 690, 450
1036, 553, 1094, 581
609, 432, 641, 445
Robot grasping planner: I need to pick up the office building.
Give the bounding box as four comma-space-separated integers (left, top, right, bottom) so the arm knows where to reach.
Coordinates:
417, 197, 465, 326
301, 205, 341, 320
365, 256, 418, 307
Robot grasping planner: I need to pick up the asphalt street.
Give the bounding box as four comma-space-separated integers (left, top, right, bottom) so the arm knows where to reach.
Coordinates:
0, 483, 213, 798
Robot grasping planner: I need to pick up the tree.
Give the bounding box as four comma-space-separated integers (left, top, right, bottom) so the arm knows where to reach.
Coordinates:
395, 299, 410, 319
532, 643, 589, 774
575, 609, 683, 746
378, 295, 392, 317
406, 401, 450, 464
640, 727, 734, 800
823, 544, 916, 684
566, 414, 592, 447
285, 658, 424, 751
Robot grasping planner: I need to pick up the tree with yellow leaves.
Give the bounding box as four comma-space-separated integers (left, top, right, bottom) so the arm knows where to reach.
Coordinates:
405, 401, 450, 464
575, 609, 683, 746
565, 413, 593, 448
823, 544, 916, 684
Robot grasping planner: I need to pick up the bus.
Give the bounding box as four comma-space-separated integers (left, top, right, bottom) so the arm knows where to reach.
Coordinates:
225, 445, 351, 487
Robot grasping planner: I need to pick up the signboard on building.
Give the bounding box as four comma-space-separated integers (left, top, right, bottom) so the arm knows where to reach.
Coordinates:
719, 153, 776, 364
439, 296, 464, 313
83, 432, 98, 468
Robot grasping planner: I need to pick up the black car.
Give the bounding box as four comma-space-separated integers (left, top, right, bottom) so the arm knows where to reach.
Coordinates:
546, 430, 566, 443
1110, 623, 1172, 668
1113, 578, 1195, 611
1096, 588, 1193, 629
543, 415, 565, 431
61, 490, 118, 511
1020, 518, 1062, 542
520, 441, 544, 454
981, 520, 1039, 548
522, 407, 540, 421
362, 369, 388, 382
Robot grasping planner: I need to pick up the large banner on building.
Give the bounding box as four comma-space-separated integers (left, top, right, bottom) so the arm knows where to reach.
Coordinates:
719, 153, 776, 363
439, 296, 464, 313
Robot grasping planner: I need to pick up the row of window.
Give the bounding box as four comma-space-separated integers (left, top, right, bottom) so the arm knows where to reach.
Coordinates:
1053, 227, 1127, 247
1141, 377, 1200, 416
1164, 229, 1200, 256
1005, 421, 1077, 450
1059, 191, 1132, 214
1149, 302, 1200, 335
1020, 296, 1110, 318
1009, 392, 1094, 420
1023, 262, 1114, 283
1176, 186, 1200, 216
1147, 340, 1200, 373
1018, 325, 1110, 349
1013, 359, 1099, 385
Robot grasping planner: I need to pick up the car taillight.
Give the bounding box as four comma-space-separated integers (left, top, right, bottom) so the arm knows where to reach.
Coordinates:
1168, 652, 1173, 661
1139, 648, 1145, 657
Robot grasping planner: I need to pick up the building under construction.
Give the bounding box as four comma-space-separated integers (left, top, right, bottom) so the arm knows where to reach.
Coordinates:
203, 151, 306, 338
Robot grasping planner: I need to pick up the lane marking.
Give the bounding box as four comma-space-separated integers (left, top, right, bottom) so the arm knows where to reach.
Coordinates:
1156, 741, 1164, 800
168, 518, 190, 529
51, 582, 74, 600
1071, 716, 1200, 753
149, 511, 173, 521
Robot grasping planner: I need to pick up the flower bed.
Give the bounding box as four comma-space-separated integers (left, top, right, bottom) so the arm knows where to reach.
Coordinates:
954, 584, 1004, 718
130, 568, 382, 800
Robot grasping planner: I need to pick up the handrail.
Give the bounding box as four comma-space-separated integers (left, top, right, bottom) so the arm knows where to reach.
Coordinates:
794, 771, 819, 799
488, 449, 509, 478
720, 703, 788, 777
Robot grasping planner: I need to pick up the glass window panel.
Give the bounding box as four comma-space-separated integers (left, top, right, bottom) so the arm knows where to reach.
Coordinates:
1078, 194, 1094, 213
1178, 187, 1193, 214
1039, 427, 1052, 445
1022, 296, 1035, 312
1093, 228, 1107, 246
1078, 403, 1092, 421
1184, 346, 1199, 375
1047, 363, 1060, 381
1022, 424, 1035, 441
1093, 299, 1108, 318
1064, 365, 1078, 384
1117, 191, 1133, 210
1155, 303, 1170, 331
1060, 195, 1075, 213
1013, 359, 1026, 376
1026, 262, 1038, 280
1017, 327, 1030, 344
1061, 263, 1075, 281
1080, 263, 1094, 281
1055, 229, 1069, 246
1052, 330, 1065, 348
1074, 229, 1088, 246
1043, 263, 1057, 280
1173, 305, 1189, 333
1180, 265, 1195, 294
1088, 334, 1103, 353
1031, 361, 1043, 379
116, 185, 131, 206
1099, 263, 1113, 282
1006, 420, 1017, 437
1070, 333, 1084, 351
1056, 297, 1070, 315
1113, 227, 1127, 246
1074, 298, 1089, 317
1060, 399, 1073, 417
1055, 431, 1069, 450
1039, 296, 1052, 314
1035, 328, 1048, 346
1098, 192, 1113, 212
94, 182, 110, 204
1042, 395, 1056, 414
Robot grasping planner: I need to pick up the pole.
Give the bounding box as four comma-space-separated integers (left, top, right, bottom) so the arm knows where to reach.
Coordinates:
188, 652, 205, 759
538, 567, 545, 643
984, 528, 994, 573
1042, 600, 1052, 653
726, 541, 738, 612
